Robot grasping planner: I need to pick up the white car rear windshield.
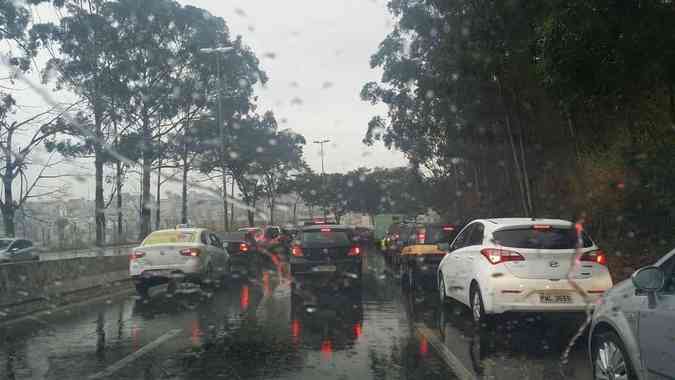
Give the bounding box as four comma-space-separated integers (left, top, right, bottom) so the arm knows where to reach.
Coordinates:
142, 231, 197, 245
493, 227, 593, 249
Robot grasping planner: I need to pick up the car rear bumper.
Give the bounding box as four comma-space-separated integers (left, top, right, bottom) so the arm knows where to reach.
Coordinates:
290, 257, 362, 278
129, 261, 202, 279
482, 275, 611, 314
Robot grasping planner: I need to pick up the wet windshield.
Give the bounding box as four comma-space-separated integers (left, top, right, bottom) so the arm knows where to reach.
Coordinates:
0, 1, 673, 379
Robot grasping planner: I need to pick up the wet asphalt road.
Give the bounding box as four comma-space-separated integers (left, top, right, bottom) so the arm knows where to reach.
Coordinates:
0, 248, 594, 380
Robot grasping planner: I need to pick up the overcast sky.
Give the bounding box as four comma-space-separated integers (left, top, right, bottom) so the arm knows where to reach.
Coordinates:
179, 0, 406, 172
10, 0, 407, 200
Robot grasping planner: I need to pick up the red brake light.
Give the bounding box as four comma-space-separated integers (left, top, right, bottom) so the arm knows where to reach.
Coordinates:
533, 224, 552, 230
291, 245, 303, 257
180, 248, 201, 257
417, 233, 426, 244
239, 243, 249, 252
480, 248, 524, 265
130, 251, 145, 260
348, 246, 361, 256
320, 228, 332, 232
442, 225, 455, 231
580, 249, 606, 266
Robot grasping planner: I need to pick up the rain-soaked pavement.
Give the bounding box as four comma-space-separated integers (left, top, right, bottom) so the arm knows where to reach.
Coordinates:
0, 248, 594, 380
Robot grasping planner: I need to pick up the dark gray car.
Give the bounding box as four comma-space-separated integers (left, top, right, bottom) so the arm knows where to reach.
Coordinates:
589, 248, 675, 380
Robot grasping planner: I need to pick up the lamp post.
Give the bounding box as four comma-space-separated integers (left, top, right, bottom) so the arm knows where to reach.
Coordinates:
199, 46, 235, 231
313, 139, 330, 219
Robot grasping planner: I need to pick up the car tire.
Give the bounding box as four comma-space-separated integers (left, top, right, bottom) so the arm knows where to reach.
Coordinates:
438, 274, 448, 304
135, 281, 150, 299
592, 330, 637, 380
470, 285, 491, 327
408, 266, 416, 289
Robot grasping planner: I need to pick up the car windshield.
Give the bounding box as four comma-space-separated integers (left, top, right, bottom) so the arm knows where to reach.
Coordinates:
425, 226, 457, 244
2, 0, 672, 378
142, 231, 197, 245
302, 230, 351, 246
494, 228, 594, 250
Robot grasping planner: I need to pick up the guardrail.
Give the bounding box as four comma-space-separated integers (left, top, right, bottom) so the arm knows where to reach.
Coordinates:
36, 244, 138, 262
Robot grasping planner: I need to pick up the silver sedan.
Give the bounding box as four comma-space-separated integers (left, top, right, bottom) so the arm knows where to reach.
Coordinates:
589, 248, 675, 380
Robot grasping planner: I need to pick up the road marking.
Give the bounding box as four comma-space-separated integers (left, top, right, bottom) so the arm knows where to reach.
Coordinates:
88, 328, 182, 379
414, 324, 476, 380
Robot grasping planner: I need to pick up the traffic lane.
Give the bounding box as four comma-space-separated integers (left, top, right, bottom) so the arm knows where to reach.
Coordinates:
402, 287, 594, 379
0, 247, 458, 380
175, 261, 457, 380
0, 282, 259, 379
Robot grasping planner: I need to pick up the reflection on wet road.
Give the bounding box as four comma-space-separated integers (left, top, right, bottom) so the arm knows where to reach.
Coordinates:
0, 248, 593, 379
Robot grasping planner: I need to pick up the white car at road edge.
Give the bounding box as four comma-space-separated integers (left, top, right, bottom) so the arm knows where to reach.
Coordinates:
129, 227, 230, 297
438, 218, 613, 324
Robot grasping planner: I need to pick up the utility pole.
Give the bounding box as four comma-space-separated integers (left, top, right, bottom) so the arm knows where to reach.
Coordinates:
313, 139, 330, 219
200, 46, 234, 232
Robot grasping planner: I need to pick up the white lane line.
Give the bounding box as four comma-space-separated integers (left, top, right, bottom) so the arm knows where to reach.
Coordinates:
88, 328, 182, 379
414, 324, 476, 380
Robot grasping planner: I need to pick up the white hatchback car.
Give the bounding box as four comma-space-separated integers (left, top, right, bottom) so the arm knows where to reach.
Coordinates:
438, 218, 613, 323
129, 228, 231, 297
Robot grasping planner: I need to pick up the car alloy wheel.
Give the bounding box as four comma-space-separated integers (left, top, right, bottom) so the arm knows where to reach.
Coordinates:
471, 288, 485, 324
593, 332, 635, 380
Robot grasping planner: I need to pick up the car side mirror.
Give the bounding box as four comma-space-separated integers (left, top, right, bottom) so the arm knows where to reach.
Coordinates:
632, 266, 665, 308
437, 242, 450, 251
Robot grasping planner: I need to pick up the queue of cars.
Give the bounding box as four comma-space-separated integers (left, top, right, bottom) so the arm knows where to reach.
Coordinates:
382, 218, 674, 380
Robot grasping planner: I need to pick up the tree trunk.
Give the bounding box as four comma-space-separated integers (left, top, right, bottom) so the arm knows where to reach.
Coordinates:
181, 119, 190, 224
230, 178, 235, 228
518, 132, 534, 217
139, 117, 152, 239
222, 172, 229, 231
94, 109, 106, 246
496, 75, 529, 216
247, 210, 254, 227
155, 157, 161, 230
269, 198, 275, 225
116, 160, 123, 243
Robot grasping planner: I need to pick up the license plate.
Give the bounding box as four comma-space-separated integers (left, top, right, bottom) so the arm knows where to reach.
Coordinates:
312, 265, 336, 272
539, 294, 572, 304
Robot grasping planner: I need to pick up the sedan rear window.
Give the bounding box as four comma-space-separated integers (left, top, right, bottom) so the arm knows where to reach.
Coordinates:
142, 231, 197, 245
493, 227, 593, 249
302, 230, 351, 246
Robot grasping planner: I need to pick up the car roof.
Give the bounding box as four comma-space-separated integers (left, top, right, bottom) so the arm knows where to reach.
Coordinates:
149, 228, 206, 234
482, 218, 573, 227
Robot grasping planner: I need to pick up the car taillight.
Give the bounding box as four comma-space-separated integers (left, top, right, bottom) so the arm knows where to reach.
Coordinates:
417, 233, 426, 244
580, 249, 606, 266
291, 245, 303, 257
480, 248, 524, 265
180, 248, 201, 257
240, 243, 249, 252
129, 251, 145, 260
348, 246, 361, 256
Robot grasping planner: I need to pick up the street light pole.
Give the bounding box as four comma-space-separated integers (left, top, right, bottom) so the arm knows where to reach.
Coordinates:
313, 139, 330, 220
199, 46, 234, 232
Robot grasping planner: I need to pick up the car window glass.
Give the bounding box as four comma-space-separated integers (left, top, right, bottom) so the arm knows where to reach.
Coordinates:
209, 234, 222, 248
661, 255, 675, 294
452, 224, 474, 250
468, 224, 484, 246
13, 241, 28, 250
